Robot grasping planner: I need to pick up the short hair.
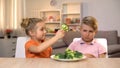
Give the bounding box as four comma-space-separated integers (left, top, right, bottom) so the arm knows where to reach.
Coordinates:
80, 16, 98, 31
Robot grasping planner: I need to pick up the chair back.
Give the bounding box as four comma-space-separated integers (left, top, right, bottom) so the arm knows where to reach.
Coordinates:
15, 37, 29, 58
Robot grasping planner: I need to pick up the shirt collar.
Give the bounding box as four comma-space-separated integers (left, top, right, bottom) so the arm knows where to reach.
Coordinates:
80, 38, 96, 45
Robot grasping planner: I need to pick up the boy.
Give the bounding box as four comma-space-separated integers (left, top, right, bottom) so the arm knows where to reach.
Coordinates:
68, 16, 106, 58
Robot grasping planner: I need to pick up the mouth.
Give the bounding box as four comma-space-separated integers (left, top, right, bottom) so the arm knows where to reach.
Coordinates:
83, 37, 91, 41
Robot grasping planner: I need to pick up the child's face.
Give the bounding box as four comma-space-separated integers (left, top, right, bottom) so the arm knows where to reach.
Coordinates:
80, 24, 96, 42
32, 22, 46, 41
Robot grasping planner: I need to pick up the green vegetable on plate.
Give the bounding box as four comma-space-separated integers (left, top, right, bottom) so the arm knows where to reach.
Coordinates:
54, 48, 83, 59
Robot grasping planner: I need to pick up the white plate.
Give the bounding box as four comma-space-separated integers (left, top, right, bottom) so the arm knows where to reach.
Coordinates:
50, 55, 87, 62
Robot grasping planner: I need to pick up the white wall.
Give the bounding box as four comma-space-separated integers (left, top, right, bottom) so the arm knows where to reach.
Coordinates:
25, 0, 120, 36
82, 0, 120, 36
26, 0, 60, 18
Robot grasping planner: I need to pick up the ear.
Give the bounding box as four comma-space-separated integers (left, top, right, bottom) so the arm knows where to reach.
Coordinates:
29, 30, 35, 36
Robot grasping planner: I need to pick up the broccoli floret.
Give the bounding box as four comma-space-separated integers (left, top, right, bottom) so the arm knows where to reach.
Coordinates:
65, 49, 83, 59
54, 53, 65, 59
65, 49, 75, 59
54, 49, 83, 59
65, 54, 74, 59
74, 51, 83, 58
61, 23, 69, 31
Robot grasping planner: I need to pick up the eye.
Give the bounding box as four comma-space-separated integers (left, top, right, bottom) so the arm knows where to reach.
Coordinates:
40, 27, 46, 31
83, 30, 87, 32
89, 30, 94, 33
39, 27, 44, 31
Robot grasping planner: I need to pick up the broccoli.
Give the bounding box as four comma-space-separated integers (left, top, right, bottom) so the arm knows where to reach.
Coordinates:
54, 53, 65, 59
65, 48, 75, 59
74, 51, 83, 58
54, 49, 83, 59
61, 23, 69, 31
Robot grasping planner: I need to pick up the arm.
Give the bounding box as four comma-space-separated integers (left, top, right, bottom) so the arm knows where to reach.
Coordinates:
84, 54, 96, 58
84, 53, 106, 58
99, 53, 106, 58
29, 30, 65, 53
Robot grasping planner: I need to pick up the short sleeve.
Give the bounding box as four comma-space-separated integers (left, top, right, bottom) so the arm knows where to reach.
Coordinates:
68, 41, 78, 51
25, 40, 38, 51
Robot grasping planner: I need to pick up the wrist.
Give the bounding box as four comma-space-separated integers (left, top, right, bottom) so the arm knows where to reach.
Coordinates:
54, 35, 60, 40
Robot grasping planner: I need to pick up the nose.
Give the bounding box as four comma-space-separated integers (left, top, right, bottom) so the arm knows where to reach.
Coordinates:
86, 31, 90, 36
44, 29, 47, 34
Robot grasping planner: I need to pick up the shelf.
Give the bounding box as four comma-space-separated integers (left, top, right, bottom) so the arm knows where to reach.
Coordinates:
62, 3, 80, 15
40, 9, 60, 12
67, 24, 80, 26
40, 10, 60, 22
39, 2, 81, 35
45, 21, 60, 24
62, 13, 80, 15
61, 2, 81, 32
40, 10, 61, 31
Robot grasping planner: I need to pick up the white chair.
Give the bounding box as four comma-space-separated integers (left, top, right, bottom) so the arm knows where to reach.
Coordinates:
73, 38, 108, 58
15, 36, 30, 58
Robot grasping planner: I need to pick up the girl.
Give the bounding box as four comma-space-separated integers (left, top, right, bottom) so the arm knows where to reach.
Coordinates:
21, 18, 65, 58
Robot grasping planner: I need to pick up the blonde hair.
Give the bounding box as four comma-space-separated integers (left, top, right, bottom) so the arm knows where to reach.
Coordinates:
21, 18, 43, 35
80, 16, 98, 31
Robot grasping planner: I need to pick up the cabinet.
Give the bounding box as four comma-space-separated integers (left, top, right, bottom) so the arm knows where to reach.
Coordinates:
0, 38, 17, 57
61, 3, 81, 31
40, 10, 61, 34
40, 2, 81, 34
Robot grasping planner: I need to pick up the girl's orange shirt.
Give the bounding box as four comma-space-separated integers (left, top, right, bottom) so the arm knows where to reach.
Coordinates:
25, 39, 52, 58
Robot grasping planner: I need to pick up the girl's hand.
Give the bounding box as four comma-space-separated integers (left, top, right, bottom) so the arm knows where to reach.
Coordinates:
55, 30, 65, 39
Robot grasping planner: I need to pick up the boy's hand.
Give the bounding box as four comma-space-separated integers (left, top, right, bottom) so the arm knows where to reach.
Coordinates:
84, 54, 96, 58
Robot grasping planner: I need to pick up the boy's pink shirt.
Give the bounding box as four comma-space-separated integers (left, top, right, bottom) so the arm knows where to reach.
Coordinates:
68, 39, 106, 58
